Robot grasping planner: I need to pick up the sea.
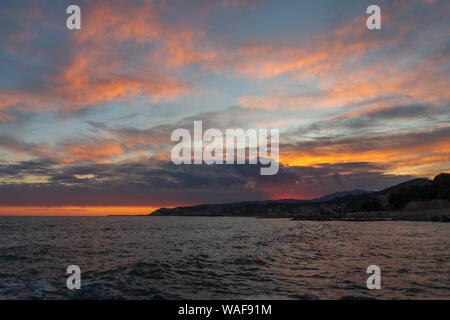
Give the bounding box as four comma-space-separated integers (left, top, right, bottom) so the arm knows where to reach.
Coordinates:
0, 216, 448, 299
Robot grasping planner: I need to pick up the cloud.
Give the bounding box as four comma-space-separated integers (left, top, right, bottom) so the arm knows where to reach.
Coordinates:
1, 102, 448, 178
0, 0, 194, 117
0, 0, 448, 211
1, 0, 448, 119
0, 160, 414, 207
280, 125, 450, 177
292, 103, 448, 135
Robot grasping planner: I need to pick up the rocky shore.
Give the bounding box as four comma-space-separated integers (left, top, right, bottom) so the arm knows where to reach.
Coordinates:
289, 209, 450, 222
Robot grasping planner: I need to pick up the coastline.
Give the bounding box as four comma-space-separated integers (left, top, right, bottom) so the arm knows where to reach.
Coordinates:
147, 209, 449, 222
289, 209, 450, 222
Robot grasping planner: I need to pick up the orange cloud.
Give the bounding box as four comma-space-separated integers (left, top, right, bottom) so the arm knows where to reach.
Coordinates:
2, 0, 447, 119
0, 0, 196, 118
280, 128, 450, 177
0, 111, 14, 122
61, 140, 125, 163
239, 43, 449, 111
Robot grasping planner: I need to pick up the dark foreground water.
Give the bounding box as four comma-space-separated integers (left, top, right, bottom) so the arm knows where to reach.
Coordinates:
0, 216, 448, 299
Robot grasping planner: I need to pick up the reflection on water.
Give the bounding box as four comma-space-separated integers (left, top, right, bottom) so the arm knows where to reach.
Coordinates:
0, 216, 448, 299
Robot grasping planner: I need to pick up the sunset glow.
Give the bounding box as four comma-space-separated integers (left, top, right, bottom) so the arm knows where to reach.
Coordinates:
0, 0, 449, 215
0, 206, 161, 216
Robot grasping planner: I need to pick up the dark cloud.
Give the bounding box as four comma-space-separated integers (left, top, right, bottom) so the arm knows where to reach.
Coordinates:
292, 104, 448, 137
283, 125, 450, 154
0, 159, 414, 207
340, 105, 441, 130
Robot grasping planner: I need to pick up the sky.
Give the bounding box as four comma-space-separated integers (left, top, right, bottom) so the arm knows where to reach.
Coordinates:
0, 0, 449, 215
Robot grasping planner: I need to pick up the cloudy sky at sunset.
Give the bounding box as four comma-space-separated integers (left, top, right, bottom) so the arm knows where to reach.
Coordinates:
0, 0, 449, 215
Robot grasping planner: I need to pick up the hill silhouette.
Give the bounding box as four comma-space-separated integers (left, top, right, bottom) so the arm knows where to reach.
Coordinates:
150, 173, 450, 221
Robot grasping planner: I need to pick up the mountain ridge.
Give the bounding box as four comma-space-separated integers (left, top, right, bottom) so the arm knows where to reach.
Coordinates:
149, 173, 449, 221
